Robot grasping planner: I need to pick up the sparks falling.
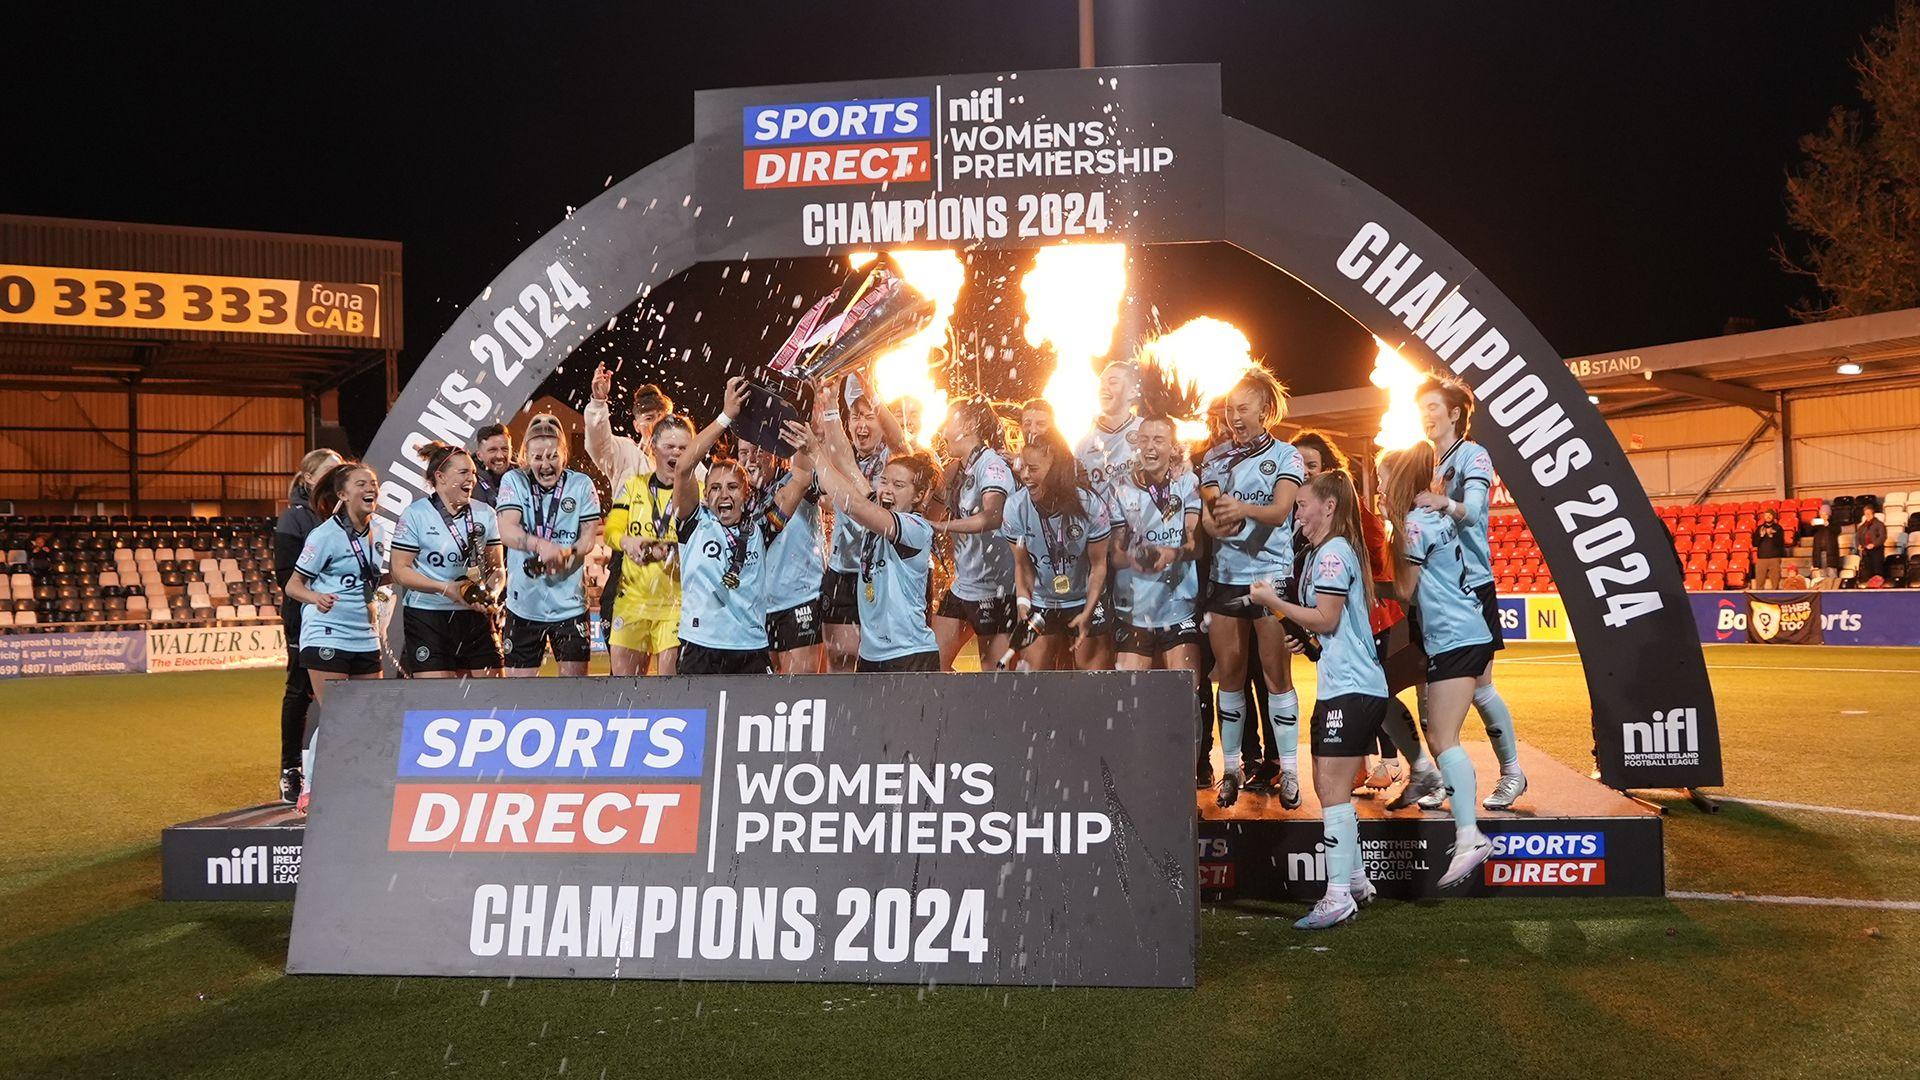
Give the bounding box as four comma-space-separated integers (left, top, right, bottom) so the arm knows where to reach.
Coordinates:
855, 250, 962, 447
1019, 244, 1128, 442
1135, 316, 1256, 442
1370, 337, 1428, 450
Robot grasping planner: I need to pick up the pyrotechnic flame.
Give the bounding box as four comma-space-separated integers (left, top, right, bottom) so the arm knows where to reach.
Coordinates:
1021, 244, 1128, 442
862, 249, 961, 447
1370, 337, 1428, 451
1136, 316, 1256, 443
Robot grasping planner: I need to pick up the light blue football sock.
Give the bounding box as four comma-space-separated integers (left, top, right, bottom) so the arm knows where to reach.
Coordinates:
1323, 802, 1360, 896
1268, 688, 1299, 771
1438, 744, 1479, 837
1473, 684, 1521, 774
1218, 689, 1246, 775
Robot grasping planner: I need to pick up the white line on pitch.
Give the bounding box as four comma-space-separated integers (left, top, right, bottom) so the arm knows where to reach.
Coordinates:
1716, 796, 1920, 824
1498, 651, 1581, 663
1670, 890, 1920, 912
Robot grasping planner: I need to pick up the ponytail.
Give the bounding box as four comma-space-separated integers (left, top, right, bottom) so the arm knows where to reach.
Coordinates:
310, 461, 375, 517
415, 441, 472, 487
1376, 442, 1436, 589
1306, 469, 1374, 610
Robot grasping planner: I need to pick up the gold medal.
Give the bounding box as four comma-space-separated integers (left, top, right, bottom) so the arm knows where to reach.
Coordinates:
465, 564, 482, 582
722, 570, 741, 589
864, 580, 877, 603
1052, 573, 1072, 596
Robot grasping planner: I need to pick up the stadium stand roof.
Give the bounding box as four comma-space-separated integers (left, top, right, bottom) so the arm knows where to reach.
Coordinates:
1284, 306, 1920, 438
0, 214, 402, 401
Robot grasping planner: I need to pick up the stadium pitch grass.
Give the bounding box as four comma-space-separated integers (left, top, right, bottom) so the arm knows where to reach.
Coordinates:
2, 642, 1917, 1079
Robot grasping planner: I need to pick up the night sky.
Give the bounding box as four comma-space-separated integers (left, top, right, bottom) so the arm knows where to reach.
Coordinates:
0, 1, 1894, 448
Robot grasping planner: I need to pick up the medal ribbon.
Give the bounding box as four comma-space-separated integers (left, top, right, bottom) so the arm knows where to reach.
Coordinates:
433, 495, 477, 569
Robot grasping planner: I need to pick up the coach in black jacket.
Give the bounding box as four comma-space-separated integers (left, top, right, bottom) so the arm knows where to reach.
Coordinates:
1751, 510, 1785, 590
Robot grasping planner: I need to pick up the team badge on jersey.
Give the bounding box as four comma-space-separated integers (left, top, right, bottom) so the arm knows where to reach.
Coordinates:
1260, 460, 1277, 475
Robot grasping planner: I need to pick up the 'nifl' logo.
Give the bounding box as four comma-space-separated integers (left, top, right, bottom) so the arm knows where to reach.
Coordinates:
1622, 707, 1701, 767
207, 845, 269, 885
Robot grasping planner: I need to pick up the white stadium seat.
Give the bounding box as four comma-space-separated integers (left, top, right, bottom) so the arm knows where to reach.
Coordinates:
7, 550, 25, 566
126, 594, 148, 613
199, 558, 219, 577
0, 612, 13, 627
237, 603, 257, 619
9, 573, 30, 592
219, 557, 241, 578
99, 571, 119, 588
14, 610, 36, 626
155, 548, 174, 561
215, 605, 237, 620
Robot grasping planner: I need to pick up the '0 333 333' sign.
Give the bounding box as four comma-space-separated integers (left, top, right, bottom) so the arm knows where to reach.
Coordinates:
0, 264, 380, 338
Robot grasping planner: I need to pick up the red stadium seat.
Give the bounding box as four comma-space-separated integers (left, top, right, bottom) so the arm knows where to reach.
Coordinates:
1684, 573, 1705, 590
1736, 514, 1757, 531
1675, 519, 1695, 535
1707, 553, 1729, 573
1711, 534, 1731, 552
1800, 496, 1822, 511
1673, 534, 1693, 553
1686, 552, 1708, 572
1704, 573, 1725, 590
1732, 533, 1751, 551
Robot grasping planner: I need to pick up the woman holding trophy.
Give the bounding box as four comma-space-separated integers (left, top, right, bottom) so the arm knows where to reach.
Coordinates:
390, 442, 506, 678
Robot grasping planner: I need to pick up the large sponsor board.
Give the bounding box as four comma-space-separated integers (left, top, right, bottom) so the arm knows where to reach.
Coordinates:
1496, 590, 1920, 647
288, 672, 1197, 986
0, 629, 146, 678
693, 65, 1223, 259
362, 63, 1720, 801
1198, 817, 1661, 901
0, 264, 380, 338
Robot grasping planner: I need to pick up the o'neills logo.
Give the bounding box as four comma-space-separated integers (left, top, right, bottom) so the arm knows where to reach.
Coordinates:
1622, 707, 1701, 767
1750, 597, 1814, 642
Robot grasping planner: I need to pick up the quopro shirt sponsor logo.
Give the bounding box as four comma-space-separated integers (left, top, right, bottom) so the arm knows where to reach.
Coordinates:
389, 709, 708, 854
1483, 830, 1605, 886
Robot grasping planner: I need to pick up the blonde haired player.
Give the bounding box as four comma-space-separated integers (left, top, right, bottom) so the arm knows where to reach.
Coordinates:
603, 413, 696, 675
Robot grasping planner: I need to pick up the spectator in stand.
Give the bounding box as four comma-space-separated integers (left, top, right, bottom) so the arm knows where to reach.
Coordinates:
1808, 502, 1840, 584
1751, 509, 1785, 590
1856, 504, 1887, 585
471, 424, 513, 507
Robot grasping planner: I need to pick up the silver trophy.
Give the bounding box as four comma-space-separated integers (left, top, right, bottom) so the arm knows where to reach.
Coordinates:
734, 265, 936, 452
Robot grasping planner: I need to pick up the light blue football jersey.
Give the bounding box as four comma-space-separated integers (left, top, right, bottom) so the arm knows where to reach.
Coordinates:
827, 448, 890, 574
853, 510, 938, 663
946, 447, 1017, 602
675, 506, 772, 651
1000, 487, 1111, 610
394, 495, 502, 611
1075, 415, 1141, 509
1109, 470, 1201, 628
295, 513, 390, 652
1200, 435, 1305, 585
497, 468, 602, 622
1435, 437, 1495, 588
756, 469, 824, 614
1300, 536, 1389, 699
1402, 506, 1494, 655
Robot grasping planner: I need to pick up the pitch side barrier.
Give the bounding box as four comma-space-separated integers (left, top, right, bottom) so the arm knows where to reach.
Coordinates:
362, 63, 1721, 790
287, 671, 1197, 986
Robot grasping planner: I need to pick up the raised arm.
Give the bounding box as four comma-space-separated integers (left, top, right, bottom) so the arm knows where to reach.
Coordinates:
584, 362, 645, 485
772, 421, 819, 521
675, 377, 745, 519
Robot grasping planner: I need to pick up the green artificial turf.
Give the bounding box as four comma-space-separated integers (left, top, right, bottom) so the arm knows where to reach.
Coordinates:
1, 643, 1917, 1078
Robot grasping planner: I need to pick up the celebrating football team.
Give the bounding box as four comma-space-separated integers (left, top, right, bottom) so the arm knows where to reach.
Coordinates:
284, 337, 1524, 929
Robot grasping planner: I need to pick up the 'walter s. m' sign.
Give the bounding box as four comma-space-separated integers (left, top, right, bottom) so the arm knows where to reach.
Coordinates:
287, 674, 1196, 987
